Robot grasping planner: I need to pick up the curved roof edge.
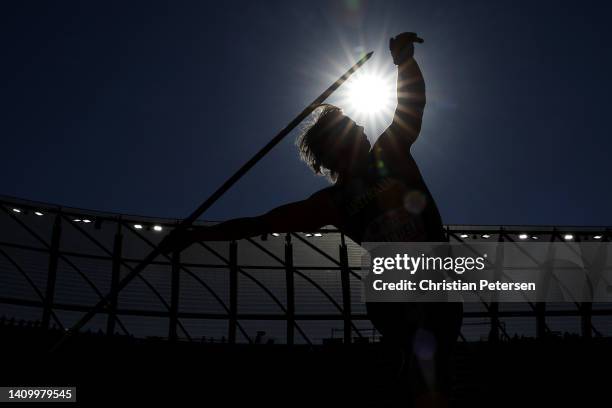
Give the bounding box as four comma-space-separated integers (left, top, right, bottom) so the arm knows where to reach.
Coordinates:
1, 194, 610, 234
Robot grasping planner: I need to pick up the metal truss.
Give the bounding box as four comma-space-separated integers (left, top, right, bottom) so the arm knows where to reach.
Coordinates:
0, 196, 610, 345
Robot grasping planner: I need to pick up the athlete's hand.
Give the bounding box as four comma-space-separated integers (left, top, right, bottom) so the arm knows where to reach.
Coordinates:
389, 32, 424, 65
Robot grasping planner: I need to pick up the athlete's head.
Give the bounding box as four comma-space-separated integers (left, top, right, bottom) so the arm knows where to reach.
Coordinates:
296, 104, 370, 183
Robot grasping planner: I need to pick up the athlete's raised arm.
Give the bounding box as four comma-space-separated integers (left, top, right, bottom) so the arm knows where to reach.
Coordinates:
374, 32, 426, 154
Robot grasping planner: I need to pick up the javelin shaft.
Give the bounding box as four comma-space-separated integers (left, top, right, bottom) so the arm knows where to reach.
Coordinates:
51, 51, 373, 351
182, 50, 373, 226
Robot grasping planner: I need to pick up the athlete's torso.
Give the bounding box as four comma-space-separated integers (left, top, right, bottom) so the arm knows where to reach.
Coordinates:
326, 147, 445, 245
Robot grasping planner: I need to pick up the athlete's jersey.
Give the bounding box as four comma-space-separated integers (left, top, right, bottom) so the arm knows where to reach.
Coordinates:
327, 143, 446, 245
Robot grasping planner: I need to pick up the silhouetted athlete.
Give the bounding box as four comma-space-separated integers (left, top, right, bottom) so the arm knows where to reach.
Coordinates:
165, 32, 463, 405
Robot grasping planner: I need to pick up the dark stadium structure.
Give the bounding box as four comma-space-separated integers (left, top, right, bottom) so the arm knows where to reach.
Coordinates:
2, 194, 611, 343
1, 194, 611, 405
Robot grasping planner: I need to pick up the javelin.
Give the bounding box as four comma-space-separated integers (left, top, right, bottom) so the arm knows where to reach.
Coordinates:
51, 51, 374, 351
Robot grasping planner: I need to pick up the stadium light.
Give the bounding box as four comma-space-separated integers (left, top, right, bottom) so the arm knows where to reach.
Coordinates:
563, 234, 574, 241
12, 208, 21, 213
82, 219, 92, 224
271, 233, 280, 237
305, 233, 313, 237
314, 233, 323, 237
134, 224, 143, 230
73, 219, 81, 222
481, 234, 491, 239
153, 225, 163, 232
459, 234, 468, 239
593, 235, 602, 240
531, 236, 539, 240
518, 234, 528, 240
34, 211, 44, 216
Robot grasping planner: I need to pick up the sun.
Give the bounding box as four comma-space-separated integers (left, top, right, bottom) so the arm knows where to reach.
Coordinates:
323, 49, 398, 137
346, 73, 394, 116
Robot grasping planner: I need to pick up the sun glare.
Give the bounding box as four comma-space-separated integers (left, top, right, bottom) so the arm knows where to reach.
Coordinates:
346, 73, 394, 115
323, 46, 398, 137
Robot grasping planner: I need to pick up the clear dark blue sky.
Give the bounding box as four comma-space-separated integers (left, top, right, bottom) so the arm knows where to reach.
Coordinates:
1, 0, 611, 225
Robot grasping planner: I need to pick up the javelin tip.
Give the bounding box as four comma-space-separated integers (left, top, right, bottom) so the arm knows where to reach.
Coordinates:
353, 51, 373, 67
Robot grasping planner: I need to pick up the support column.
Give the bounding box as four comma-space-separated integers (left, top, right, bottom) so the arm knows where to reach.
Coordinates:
169, 249, 181, 342
106, 222, 122, 336
339, 234, 352, 345
285, 234, 295, 345
575, 235, 592, 339
489, 236, 504, 342
536, 233, 557, 339
228, 241, 238, 344
42, 213, 62, 330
